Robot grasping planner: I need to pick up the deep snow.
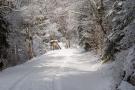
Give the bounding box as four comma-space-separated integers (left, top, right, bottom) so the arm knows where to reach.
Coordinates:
0, 49, 114, 90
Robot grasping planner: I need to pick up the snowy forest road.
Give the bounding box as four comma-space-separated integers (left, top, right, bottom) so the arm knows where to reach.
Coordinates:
0, 49, 114, 90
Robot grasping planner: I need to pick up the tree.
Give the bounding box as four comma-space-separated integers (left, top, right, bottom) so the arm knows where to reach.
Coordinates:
0, 0, 11, 68
0, 15, 9, 59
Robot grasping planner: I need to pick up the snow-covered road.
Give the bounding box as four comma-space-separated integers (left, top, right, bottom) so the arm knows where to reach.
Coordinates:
0, 49, 114, 90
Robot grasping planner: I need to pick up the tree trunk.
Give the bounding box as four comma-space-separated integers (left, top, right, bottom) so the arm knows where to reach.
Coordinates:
26, 27, 34, 59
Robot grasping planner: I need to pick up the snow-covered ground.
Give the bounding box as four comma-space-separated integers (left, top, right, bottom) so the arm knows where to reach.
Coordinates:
0, 49, 114, 90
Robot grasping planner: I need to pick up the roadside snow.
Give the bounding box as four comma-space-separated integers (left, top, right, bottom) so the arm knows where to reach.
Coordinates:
0, 49, 114, 90
118, 81, 135, 90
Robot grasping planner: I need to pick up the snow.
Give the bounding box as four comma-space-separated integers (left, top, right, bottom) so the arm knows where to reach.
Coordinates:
123, 47, 135, 80
0, 49, 114, 90
111, 46, 135, 90
118, 81, 135, 90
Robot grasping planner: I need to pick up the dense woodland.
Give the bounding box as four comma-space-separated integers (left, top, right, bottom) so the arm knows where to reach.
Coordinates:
0, 0, 135, 90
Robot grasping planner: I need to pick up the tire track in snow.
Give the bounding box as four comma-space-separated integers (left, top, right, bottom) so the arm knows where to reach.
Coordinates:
50, 50, 101, 90
9, 56, 70, 90
52, 56, 73, 90
9, 68, 37, 90
7, 49, 100, 90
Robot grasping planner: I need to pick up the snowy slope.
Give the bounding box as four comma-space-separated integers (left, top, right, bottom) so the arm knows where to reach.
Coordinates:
0, 49, 114, 90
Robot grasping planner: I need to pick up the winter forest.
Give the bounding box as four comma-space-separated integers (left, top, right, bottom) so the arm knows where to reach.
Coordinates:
0, 0, 135, 90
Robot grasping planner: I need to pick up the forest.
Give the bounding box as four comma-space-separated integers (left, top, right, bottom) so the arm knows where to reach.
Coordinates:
0, 0, 135, 90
